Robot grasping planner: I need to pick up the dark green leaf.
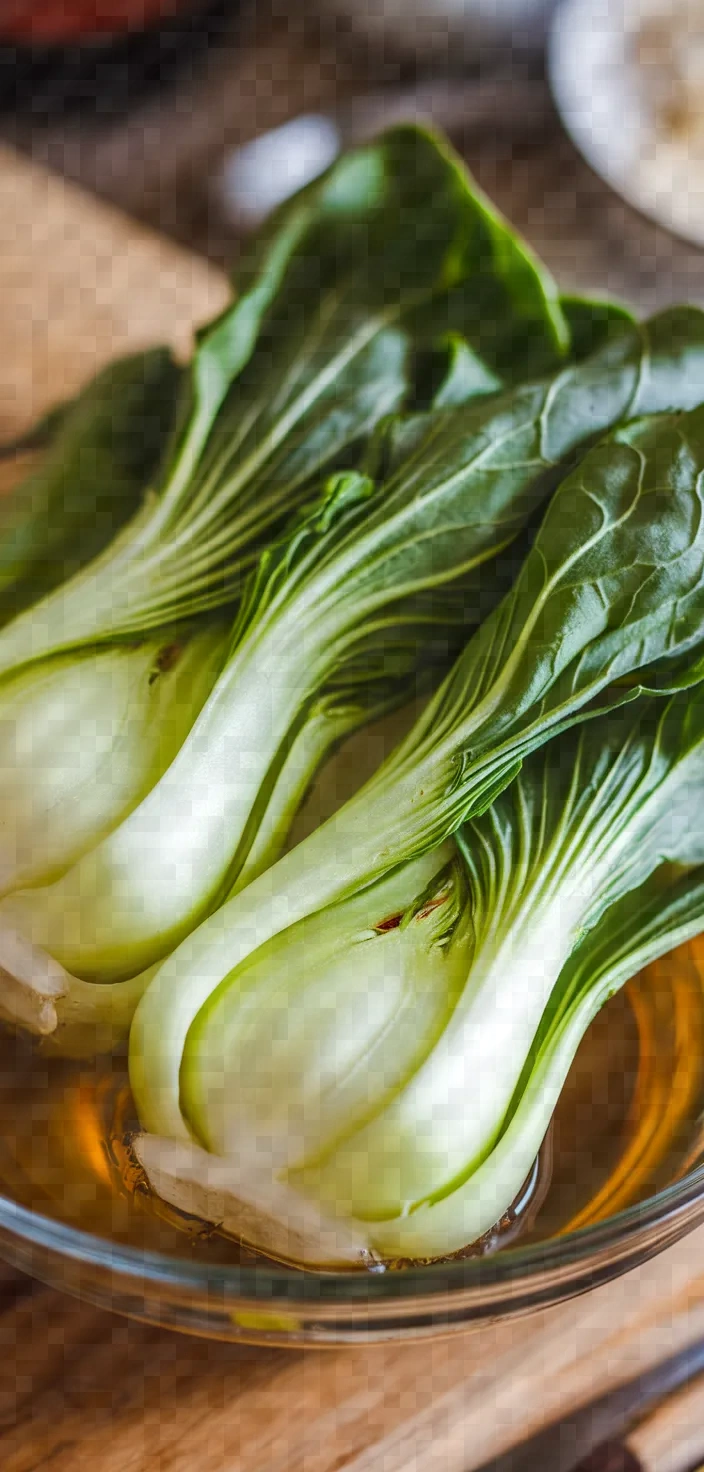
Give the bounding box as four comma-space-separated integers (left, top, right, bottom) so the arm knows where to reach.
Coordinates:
560, 293, 635, 361
0, 348, 181, 625
157, 124, 570, 583
0, 127, 570, 677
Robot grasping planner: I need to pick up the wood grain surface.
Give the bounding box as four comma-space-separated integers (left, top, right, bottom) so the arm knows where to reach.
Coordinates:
0, 1226, 703, 1471
626, 1367, 704, 1472
1, 139, 704, 1472
0, 143, 229, 436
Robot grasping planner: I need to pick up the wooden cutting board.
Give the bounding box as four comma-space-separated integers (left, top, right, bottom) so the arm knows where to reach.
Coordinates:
1, 142, 704, 1472
0, 142, 229, 435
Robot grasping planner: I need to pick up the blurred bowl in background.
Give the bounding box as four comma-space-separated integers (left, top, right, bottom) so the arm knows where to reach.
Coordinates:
550, 0, 704, 250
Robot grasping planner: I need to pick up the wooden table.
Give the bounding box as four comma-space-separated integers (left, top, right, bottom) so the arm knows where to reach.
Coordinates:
2, 1209, 704, 1471
3, 29, 704, 1467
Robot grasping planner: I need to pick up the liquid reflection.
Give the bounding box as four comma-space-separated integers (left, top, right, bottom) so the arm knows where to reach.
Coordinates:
0, 938, 700, 1270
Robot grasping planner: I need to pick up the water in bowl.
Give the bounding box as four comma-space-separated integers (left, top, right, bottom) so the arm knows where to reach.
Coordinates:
0, 939, 701, 1270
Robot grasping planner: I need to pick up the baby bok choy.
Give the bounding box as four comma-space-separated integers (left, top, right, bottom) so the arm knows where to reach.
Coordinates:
0, 125, 568, 682
128, 400, 704, 1148
4, 310, 704, 1046
132, 689, 704, 1265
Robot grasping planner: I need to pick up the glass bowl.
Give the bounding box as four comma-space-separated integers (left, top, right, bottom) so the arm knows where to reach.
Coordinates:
0, 1162, 701, 1347
0, 914, 702, 1345
0, 713, 702, 1346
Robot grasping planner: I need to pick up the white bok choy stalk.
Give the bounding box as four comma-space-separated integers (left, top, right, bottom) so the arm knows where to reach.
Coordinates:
0, 125, 569, 681
3, 317, 703, 1048
133, 690, 704, 1266
128, 401, 704, 1148
451, 859, 704, 1245
0, 622, 227, 896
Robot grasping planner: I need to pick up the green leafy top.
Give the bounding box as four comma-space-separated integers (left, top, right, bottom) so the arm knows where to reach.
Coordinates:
366, 402, 704, 866
0, 127, 569, 679
229, 301, 704, 758
0, 348, 181, 626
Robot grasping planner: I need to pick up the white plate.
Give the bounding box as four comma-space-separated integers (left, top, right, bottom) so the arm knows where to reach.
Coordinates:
549, 0, 704, 249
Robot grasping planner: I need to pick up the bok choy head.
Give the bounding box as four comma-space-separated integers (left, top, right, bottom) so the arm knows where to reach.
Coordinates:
0, 126, 569, 681
129, 397, 704, 1141
133, 688, 704, 1266
7, 306, 704, 1022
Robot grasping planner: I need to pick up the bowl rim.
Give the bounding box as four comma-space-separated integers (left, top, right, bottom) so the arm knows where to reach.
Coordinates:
3, 1156, 704, 1306
549, 0, 704, 251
